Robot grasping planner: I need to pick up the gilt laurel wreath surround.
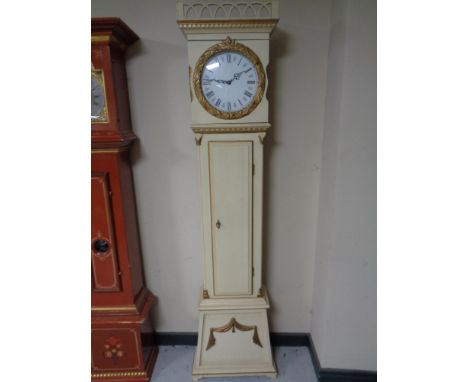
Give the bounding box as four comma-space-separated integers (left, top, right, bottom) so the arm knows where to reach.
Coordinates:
193, 37, 266, 120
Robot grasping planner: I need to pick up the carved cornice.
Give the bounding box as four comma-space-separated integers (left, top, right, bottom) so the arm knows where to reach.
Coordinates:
176, 1, 279, 20
176, 1, 278, 35
91, 17, 139, 51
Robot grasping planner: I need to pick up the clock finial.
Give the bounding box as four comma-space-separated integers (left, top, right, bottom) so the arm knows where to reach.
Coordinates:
224, 36, 234, 45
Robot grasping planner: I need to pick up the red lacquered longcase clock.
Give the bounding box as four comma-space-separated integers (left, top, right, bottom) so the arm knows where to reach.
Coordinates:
91, 17, 158, 382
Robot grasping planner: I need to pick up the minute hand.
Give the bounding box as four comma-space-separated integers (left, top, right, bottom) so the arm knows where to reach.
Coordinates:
233, 68, 252, 80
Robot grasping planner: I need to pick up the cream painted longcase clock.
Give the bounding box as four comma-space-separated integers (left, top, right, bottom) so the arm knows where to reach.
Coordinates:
177, 1, 279, 380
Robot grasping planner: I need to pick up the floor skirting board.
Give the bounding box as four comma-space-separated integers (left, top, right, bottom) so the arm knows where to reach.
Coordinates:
154, 332, 310, 347
154, 332, 198, 346
153, 332, 377, 382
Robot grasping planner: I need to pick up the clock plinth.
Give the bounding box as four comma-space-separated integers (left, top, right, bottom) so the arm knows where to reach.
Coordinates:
192, 288, 277, 380
177, 1, 279, 379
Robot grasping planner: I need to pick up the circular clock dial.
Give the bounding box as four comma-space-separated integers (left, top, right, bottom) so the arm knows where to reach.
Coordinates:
201, 51, 259, 113
91, 75, 105, 120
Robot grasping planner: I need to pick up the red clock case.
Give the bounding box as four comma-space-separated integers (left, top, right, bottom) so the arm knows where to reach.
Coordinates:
91, 18, 158, 382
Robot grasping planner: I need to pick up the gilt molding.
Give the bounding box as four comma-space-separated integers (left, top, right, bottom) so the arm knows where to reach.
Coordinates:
91, 371, 146, 378
191, 123, 270, 134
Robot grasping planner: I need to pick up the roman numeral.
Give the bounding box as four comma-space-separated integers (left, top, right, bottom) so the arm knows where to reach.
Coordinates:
215, 98, 221, 106
247, 80, 256, 84
227, 54, 231, 63
238, 98, 243, 106
238, 58, 243, 66
227, 102, 231, 111
244, 91, 253, 98
206, 91, 214, 98
202, 79, 210, 85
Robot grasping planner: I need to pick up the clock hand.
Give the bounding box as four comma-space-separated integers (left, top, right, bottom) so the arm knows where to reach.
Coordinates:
224, 71, 247, 84
206, 68, 252, 85
211, 78, 234, 85
218, 71, 249, 85
233, 68, 251, 80
208, 76, 242, 85
233, 73, 242, 80
209, 78, 228, 84
205, 78, 231, 84
215, 75, 237, 85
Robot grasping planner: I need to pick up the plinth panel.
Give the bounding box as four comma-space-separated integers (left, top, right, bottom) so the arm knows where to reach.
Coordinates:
91, 312, 158, 382
92, 327, 143, 371
193, 308, 277, 379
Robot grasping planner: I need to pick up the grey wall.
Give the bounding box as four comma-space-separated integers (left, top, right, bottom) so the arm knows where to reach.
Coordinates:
310, 0, 377, 371
91, 0, 332, 333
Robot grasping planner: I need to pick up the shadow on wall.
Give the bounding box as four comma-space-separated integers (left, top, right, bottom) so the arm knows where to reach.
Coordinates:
262, 27, 290, 324
126, 35, 198, 330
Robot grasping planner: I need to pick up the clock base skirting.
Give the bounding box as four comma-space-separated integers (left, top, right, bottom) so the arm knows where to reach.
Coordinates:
91, 345, 157, 382
192, 369, 277, 381
91, 291, 158, 382
91, 326, 158, 382
192, 290, 277, 380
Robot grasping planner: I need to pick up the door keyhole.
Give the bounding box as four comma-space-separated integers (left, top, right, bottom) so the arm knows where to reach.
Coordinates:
216, 220, 221, 229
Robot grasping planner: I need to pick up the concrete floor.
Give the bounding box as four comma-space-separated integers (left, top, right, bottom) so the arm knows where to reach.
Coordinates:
150, 346, 318, 382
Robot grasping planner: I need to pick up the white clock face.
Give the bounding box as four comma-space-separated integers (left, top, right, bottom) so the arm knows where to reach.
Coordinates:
91, 73, 107, 122
201, 51, 259, 113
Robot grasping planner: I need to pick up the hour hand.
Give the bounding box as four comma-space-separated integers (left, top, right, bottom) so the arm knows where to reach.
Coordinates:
204, 78, 229, 84
214, 79, 232, 84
